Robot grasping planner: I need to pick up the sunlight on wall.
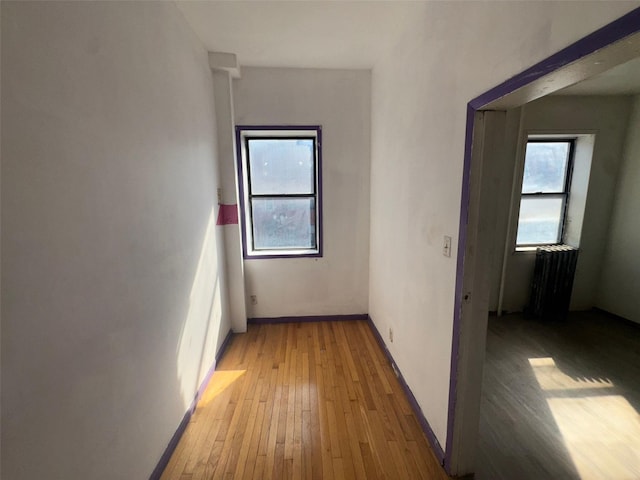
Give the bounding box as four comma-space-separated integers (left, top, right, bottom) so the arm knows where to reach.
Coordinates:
177, 208, 224, 409
529, 357, 640, 479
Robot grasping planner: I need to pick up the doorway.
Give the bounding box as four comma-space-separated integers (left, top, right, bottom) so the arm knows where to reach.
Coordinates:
446, 8, 640, 477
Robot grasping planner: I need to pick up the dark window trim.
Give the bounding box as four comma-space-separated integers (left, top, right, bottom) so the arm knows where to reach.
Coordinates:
516, 138, 575, 247
235, 125, 323, 259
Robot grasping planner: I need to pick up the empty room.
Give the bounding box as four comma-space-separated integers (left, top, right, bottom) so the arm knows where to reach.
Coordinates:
475, 60, 640, 479
2, 2, 640, 479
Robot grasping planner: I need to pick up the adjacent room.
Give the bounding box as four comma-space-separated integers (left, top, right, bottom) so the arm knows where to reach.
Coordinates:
2, 2, 639, 479
477, 58, 640, 479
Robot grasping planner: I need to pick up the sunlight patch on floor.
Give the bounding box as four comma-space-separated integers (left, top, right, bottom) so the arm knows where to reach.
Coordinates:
198, 370, 246, 407
529, 357, 640, 480
529, 356, 614, 391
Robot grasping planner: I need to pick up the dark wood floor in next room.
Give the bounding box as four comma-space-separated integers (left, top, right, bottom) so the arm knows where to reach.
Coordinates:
476, 310, 640, 480
160, 320, 451, 480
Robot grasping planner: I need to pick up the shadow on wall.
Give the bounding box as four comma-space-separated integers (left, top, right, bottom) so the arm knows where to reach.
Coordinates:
176, 207, 227, 410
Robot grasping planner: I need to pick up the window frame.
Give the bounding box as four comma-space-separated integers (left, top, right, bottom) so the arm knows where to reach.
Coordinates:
516, 138, 575, 247
235, 125, 323, 259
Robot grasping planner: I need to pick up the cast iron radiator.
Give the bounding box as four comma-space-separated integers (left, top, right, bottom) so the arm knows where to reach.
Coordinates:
527, 245, 579, 320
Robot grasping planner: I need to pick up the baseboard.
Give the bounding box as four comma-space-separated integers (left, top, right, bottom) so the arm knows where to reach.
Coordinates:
216, 329, 235, 363
149, 328, 234, 480
248, 313, 368, 324
148, 408, 191, 480
592, 307, 640, 328
366, 315, 446, 465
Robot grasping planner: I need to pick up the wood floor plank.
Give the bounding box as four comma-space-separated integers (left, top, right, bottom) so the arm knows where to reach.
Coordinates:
161, 321, 451, 480
316, 346, 334, 480
477, 311, 640, 480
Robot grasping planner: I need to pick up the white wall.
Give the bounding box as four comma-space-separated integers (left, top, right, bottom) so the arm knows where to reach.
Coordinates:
212, 69, 248, 333
1, 2, 229, 478
598, 94, 640, 323
233, 67, 370, 318
369, 1, 639, 449
498, 96, 631, 312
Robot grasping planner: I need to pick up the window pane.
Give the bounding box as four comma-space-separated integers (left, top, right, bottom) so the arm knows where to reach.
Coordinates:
248, 139, 314, 195
516, 196, 564, 245
522, 142, 570, 193
252, 198, 316, 250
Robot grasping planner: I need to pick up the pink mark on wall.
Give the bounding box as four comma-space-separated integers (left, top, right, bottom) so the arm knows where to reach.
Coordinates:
216, 204, 239, 226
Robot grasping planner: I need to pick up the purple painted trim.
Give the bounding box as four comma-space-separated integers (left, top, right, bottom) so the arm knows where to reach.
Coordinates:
235, 126, 248, 257
366, 315, 446, 464
317, 127, 324, 258
234, 125, 323, 260
149, 329, 234, 480
470, 8, 640, 110
445, 105, 475, 470
244, 251, 323, 260
148, 408, 191, 480
248, 313, 368, 324
445, 7, 640, 473
215, 328, 235, 363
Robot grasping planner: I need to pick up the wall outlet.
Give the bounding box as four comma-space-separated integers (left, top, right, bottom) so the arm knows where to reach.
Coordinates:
217, 188, 222, 204
250, 295, 257, 305
443, 235, 452, 257
389, 327, 394, 343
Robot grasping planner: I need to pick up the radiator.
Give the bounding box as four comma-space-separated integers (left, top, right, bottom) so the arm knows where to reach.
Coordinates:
527, 245, 579, 320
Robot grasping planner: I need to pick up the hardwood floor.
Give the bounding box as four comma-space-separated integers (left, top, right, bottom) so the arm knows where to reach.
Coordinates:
476, 310, 640, 480
161, 320, 450, 480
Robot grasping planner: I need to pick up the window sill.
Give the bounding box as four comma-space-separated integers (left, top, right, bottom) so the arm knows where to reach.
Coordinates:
245, 249, 321, 260
514, 244, 573, 254
515, 246, 541, 253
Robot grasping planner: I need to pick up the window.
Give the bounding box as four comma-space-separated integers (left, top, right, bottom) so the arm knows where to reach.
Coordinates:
236, 126, 322, 258
516, 139, 574, 246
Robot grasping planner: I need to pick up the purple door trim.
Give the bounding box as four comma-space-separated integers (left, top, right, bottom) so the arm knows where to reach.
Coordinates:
445, 7, 640, 473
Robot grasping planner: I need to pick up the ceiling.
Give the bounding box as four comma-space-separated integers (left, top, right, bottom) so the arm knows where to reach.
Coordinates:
176, 1, 640, 95
555, 54, 640, 96
175, 1, 423, 69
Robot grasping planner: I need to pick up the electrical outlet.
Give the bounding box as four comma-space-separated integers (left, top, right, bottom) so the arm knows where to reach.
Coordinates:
250, 295, 257, 305
443, 235, 452, 257
389, 327, 394, 343
217, 188, 222, 204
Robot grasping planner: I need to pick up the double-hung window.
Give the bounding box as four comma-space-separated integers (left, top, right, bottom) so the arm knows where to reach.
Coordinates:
236, 126, 322, 258
516, 139, 574, 246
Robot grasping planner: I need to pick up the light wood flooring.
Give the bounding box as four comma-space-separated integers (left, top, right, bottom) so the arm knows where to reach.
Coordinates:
161, 320, 450, 480
476, 310, 640, 480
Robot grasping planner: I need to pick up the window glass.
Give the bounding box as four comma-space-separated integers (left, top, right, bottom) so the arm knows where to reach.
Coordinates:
237, 126, 321, 258
522, 142, 570, 193
248, 139, 314, 195
251, 198, 316, 250
516, 196, 564, 245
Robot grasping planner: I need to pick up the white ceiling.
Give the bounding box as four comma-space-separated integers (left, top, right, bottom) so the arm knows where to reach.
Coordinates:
175, 1, 423, 69
556, 55, 640, 96
176, 1, 640, 94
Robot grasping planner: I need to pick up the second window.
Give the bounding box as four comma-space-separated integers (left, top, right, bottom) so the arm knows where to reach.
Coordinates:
516, 139, 574, 246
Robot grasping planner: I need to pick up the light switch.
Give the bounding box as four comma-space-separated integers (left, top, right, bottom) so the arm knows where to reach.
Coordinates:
443, 235, 452, 257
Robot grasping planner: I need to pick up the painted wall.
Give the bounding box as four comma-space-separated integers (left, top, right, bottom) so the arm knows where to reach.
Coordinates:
233, 67, 370, 318
1, 2, 230, 478
497, 96, 631, 312
598, 94, 640, 322
368, 1, 639, 448
212, 70, 248, 333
